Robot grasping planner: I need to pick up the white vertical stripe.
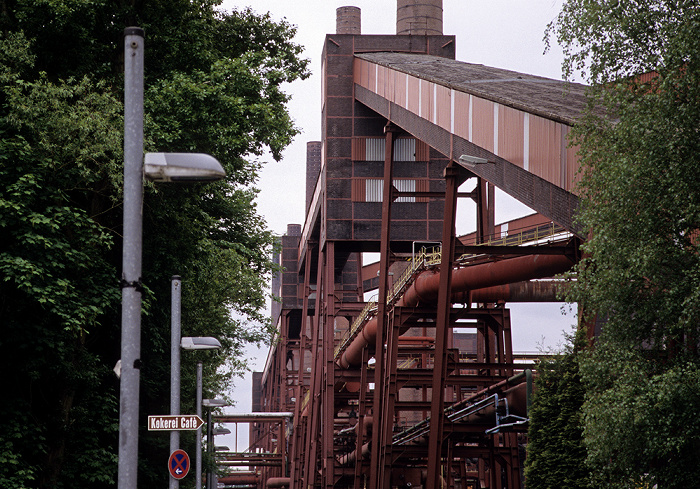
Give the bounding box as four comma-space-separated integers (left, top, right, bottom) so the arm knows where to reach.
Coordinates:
450, 89, 455, 133
524, 113, 530, 171
432, 84, 437, 123
493, 103, 499, 155
375, 64, 378, 93
468, 95, 473, 141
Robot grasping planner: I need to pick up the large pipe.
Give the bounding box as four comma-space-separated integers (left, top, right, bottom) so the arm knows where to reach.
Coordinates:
468, 279, 562, 303
266, 477, 291, 488
339, 254, 573, 368
218, 474, 259, 485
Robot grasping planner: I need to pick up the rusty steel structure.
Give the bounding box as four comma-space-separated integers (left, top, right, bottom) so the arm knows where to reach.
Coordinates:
220, 3, 592, 488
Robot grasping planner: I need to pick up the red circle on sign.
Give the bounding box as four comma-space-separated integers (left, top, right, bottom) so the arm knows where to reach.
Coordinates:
168, 449, 190, 480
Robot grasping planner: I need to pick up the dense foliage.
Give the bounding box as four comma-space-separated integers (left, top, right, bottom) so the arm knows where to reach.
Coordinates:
0, 1, 309, 487
525, 330, 591, 489
543, 1, 700, 488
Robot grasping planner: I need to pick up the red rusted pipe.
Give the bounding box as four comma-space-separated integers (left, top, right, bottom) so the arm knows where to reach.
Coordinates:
339, 254, 573, 368
218, 473, 259, 485
266, 477, 291, 488
469, 279, 562, 303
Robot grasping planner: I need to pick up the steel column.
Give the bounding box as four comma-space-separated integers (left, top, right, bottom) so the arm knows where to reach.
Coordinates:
369, 123, 398, 489
289, 249, 314, 488
302, 242, 326, 488
425, 163, 461, 489
323, 242, 336, 489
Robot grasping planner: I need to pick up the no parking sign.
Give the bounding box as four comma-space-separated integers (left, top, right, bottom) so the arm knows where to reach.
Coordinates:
168, 449, 190, 480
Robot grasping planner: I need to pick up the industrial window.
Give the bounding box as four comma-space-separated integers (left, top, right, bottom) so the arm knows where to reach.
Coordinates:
366, 179, 415, 202
352, 178, 429, 202
351, 137, 429, 162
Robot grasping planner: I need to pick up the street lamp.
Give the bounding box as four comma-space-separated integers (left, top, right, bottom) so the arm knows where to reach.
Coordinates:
172, 321, 222, 489
118, 27, 226, 489
203, 398, 228, 489
184, 339, 223, 489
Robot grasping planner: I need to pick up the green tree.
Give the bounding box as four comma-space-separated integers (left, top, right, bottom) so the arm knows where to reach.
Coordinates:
0, 1, 309, 488
547, 1, 700, 487
525, 329, 591, 489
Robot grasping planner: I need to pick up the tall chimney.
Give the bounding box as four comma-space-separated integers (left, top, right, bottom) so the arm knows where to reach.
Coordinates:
306, 141, 322, 213
336, 6, 361, 34
396, 0, 443, 36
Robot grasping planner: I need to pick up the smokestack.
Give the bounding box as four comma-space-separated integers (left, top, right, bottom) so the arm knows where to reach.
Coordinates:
306, 141, 321, 213
336, 6, 361, 34
397, 0, 443, 36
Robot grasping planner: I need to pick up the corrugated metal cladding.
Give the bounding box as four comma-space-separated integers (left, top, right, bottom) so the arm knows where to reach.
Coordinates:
351, 137, 429, 161
365, 178, 416, 202
353, 56, 583, 195
352, 178, 429, 202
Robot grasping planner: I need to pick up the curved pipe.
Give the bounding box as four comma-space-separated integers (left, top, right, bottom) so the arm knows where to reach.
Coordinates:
339, 254, 573, 368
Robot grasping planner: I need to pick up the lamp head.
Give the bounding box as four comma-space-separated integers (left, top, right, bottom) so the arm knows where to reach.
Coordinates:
458, 154, 490, 168
144, 152, 226, 182
203, 398, 228, 408
181, 336, 222, 351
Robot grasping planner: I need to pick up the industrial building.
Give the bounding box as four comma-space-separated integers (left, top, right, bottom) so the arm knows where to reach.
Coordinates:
214, 2, 587, 487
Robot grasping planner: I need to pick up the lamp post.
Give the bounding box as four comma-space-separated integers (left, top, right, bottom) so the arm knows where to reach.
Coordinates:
184, 338, 222, 489
170, 276, 182, 489
203, 399, 228, 489
118, 26, 226, 489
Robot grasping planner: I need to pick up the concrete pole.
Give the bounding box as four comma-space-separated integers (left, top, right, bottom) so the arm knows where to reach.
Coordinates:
170, 276, 182, 489
196, 362, 203, 489
118, 26, 144, 489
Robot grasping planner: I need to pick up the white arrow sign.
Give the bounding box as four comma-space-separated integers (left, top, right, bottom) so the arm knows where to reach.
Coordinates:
148, 415, 205, 431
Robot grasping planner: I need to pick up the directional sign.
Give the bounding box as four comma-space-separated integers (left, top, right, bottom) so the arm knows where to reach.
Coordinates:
168, 449, 190, 480
148, 415, 205, 431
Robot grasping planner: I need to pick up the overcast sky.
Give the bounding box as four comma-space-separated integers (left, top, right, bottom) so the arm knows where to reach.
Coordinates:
211, 0, 576, 449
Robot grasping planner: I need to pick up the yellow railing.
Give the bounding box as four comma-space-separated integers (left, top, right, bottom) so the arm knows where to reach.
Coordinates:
333, 245, 440, 360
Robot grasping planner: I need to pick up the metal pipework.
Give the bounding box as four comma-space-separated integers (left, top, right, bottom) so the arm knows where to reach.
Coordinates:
338, 254, 574, 368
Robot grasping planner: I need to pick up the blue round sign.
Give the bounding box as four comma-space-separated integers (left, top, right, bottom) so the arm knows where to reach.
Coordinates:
168, 449, 190, 480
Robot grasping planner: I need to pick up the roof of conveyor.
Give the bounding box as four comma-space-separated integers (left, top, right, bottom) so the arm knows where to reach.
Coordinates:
355, 52, 602, 126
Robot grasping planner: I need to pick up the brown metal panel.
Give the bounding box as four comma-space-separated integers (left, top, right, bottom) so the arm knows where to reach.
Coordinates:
436, 84, 451, 131
566, 133, 582, 193
393, 70, 406, 107
367, 60, 376, 92
351, 137, 366, 161
454, 90, 470, 141
353, 58, 364, 88
416, 139, 430, 161
498, 105, 525, 168
471, 96, 495, 153
416, 178, 429, 203
377, 64, 387, 98
407, 74, 420, 115
389, 65, 398, 105
529, 114, 562, 187
420, 78, 433, 122
351, 178, 366, 201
